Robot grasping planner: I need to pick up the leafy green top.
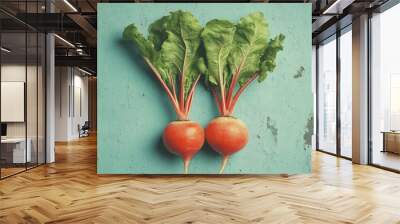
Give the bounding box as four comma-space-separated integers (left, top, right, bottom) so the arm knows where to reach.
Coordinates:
199, 12, 285, 116
123, 10, 203, 120
123, 11, 284, 118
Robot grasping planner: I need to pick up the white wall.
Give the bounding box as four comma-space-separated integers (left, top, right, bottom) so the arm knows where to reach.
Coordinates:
71, 73, 89, 138
55, 67, 89, 141
55, 67, 70, 141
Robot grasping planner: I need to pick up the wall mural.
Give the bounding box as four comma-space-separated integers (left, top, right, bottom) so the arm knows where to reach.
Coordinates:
98, 3, 312, 174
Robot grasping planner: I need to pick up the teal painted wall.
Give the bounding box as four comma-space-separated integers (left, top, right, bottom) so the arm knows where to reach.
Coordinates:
98, 3, 313, 174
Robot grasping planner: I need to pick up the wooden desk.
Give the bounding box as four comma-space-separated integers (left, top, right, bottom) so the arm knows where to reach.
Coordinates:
382, 131, 400, 154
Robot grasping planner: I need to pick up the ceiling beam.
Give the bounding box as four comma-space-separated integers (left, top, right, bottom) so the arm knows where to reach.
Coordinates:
67, 13, 97, 46
55, 55, 96, 71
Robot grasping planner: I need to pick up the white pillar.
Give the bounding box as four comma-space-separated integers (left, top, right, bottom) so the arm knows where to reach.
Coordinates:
352, 14, 369, 164
46, 33, 55, 163
45, 0, 55, 163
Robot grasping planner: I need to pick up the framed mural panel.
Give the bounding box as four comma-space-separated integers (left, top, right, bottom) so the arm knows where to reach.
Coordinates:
98, 3, 312, 174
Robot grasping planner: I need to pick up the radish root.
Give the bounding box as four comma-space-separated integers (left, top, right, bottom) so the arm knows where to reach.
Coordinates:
219, 156, 230, 174
184, 159, 190, 174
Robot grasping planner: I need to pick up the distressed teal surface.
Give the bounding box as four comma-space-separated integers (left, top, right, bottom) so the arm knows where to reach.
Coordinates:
98, 3, 312, 174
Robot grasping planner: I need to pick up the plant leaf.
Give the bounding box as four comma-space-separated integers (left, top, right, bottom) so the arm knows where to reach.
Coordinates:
124, 11, 203, 98
160, 10, 203, 97
228, 12, 269, 86
198, 12, 285, 115
201, 19, 236, 87
148, 15, 170, 51
123, 24, 155, 59
258, 34, 285, 82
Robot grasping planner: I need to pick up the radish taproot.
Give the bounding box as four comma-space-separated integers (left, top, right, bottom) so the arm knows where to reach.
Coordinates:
123, 11, 204, 174
199, 12, 285, 173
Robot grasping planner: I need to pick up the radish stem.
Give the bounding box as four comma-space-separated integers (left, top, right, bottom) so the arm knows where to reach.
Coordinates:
184, 75, 200, 115
144, 58, 180, 110
168, 73, 178, 102
226, 68, 240, 109
179, 73, 185, 112
219, 155, 230, 174
144, 58, 190, 121
211, 87, 222, 114
228, 73, 258, 114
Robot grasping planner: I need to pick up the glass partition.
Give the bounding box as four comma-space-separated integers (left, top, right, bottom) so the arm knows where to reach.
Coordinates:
27, 30, 38, 169
1, 30, 28, 177
317, 36, 337, 154
339, 28, 352, 158
0, 2, 46, 179
371, 4, 400, 171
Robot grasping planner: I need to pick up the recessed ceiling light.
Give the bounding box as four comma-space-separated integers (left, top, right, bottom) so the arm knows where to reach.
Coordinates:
322, 0, 353, 15
77, 67, 93, 76
54, 34, 75, 48
63, 0, 78, 12
1, 47, 11, 53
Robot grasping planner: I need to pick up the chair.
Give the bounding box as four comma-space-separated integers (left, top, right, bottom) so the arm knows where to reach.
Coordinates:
78, 121, 90, 138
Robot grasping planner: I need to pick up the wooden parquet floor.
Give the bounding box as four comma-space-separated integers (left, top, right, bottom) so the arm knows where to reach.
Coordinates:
1, 135, 400, 224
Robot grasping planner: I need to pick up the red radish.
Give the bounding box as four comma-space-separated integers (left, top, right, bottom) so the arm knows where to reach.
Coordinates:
163, 121, 204, 174
123, 11, 205, 174
206, 117, 248, 173
199, 13, 285, 173
203, 74, 258, 173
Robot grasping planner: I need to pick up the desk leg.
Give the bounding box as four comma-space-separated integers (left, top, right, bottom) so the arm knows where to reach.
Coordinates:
382, 133, 386, 153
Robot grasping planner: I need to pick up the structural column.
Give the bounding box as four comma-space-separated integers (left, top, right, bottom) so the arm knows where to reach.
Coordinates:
352, 14, 369, 164
46, 1, 55, 163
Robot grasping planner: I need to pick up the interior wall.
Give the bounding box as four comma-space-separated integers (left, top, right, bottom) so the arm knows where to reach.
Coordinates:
72, 72, 89, 138
55, 66, 89, 141
55, 66, 70, 141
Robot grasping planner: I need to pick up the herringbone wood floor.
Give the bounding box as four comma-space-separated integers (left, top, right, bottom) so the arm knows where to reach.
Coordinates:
1, 135, 400, 224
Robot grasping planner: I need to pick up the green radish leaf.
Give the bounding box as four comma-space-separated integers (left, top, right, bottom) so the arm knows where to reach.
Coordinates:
228, 12, 269, 86
258, 34, 285, 82
148, 15, 169, 51
201, 19, 236, 87
123, 10, 203, 99
160, 11, 203, 97
123, 23, 169, 83
123, 24, 155, 60
198, 11, 285, 116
